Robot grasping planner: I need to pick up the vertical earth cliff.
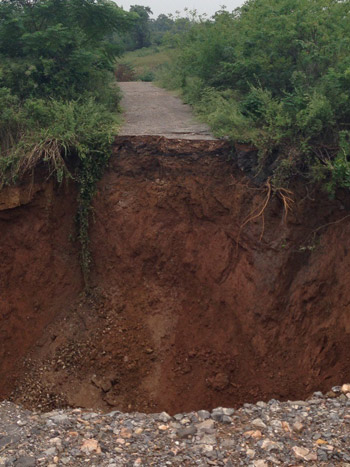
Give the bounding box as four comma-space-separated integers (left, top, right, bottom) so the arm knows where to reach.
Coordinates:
1, 138, 350, 414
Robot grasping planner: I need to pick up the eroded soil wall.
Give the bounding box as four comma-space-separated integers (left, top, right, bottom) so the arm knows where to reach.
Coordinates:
0, 177, 82, 403
1, 138, 350, 413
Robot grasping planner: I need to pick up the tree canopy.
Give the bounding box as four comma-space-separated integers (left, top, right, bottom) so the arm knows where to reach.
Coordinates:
0, 0, 135, 99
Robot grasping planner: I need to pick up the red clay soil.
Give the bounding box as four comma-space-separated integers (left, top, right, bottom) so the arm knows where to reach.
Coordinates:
1, 137, 350, 414
0, 176, 82, 404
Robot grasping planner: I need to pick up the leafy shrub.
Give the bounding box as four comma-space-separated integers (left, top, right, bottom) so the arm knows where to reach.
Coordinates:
139, 70, 155, 82
0, 97, 118, 184
162, 0, 350, 192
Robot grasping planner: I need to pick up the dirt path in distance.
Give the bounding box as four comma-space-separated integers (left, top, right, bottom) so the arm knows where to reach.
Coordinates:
118, 82, 215, 140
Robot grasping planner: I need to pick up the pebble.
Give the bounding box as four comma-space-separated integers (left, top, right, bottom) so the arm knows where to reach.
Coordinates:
197, 410, 210, 420
261, 438, 281, 452
254, 461, 268, 467
0, 384, 349, 466
177, 425, 197, 438
156, 412, 172, 423
252, 418, 267, 429
292, 421, 304, 433
42, 447, 56, 456
80, 439, 101, 454
244, 430, 263, 440
292, 445, 317, 461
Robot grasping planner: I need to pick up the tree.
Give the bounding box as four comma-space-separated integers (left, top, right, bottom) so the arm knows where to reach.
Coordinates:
0, 0, 135, 100
150, 14, 174, 45
129, 4, 152, 49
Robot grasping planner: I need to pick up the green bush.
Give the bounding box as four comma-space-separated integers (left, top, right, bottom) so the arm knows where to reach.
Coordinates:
162, 0, 350, 193
0, 0, 133, 180
138, 70, 156, 82
0, 97, 118, 184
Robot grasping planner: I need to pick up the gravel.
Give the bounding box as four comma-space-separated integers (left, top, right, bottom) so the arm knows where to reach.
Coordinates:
0, 384, 349, 466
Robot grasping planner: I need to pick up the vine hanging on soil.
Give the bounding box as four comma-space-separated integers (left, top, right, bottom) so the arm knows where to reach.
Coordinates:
75, 143, 113, 288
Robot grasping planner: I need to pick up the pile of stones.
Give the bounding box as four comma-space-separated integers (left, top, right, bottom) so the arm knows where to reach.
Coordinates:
0, 384, 349, 466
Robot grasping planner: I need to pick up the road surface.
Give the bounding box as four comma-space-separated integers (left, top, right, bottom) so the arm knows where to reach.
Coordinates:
118, 82, 215, 140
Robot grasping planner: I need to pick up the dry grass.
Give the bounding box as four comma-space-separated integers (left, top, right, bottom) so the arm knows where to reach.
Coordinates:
15, 138, 69, 181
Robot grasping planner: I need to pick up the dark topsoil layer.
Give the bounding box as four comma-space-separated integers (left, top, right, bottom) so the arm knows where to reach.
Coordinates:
1, 136, 350, 414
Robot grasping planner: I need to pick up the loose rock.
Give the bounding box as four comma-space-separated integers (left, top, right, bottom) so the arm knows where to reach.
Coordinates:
0, 386, 349, 466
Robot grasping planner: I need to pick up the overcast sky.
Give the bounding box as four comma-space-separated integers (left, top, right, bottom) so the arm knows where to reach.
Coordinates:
115, 0, 246, 18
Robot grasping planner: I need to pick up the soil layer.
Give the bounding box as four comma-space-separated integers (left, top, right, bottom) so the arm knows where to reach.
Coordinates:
1, 137, 350, 414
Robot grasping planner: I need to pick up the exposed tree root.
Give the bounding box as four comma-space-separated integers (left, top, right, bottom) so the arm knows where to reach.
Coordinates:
275, 186, 294, 224
240, 177, 272, 242
236, 178, 295, 249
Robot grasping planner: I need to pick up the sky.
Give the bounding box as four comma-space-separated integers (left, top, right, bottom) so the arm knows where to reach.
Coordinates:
115, 0, 246, 18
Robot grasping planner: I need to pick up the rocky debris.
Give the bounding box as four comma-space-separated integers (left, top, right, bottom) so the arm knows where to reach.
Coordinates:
0, 387, 350, 466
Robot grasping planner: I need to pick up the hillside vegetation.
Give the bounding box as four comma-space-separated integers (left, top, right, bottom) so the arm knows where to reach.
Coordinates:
158, 0, 350, 194
0, 0, 135, 183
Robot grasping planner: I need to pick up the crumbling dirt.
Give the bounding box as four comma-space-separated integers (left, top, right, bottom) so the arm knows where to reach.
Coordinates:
0, 176, 82, 400
1, 136, 350, 414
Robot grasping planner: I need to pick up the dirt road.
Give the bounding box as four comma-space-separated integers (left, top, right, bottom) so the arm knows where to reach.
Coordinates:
118, 82, 215, 140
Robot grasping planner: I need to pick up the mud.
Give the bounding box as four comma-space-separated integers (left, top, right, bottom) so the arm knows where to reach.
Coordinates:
1, 136, 350, 414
